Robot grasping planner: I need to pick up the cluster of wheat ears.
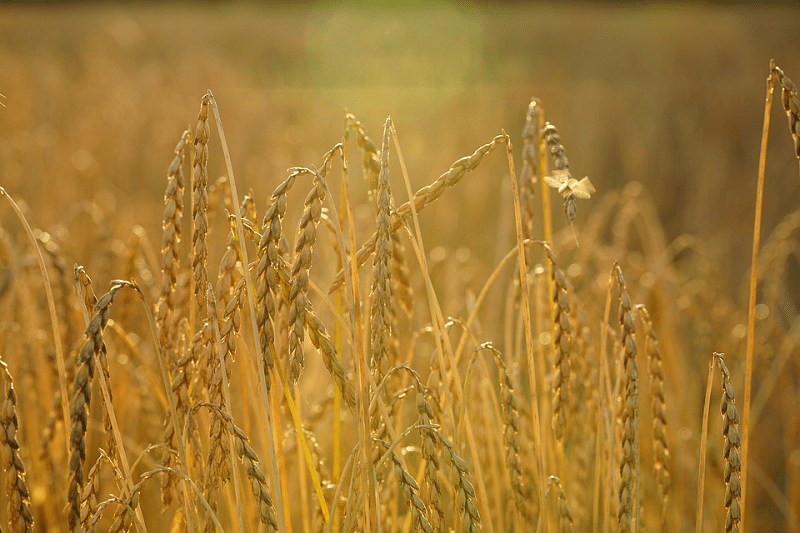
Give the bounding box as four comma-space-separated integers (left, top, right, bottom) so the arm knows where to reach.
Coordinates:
0, 61, 798, 533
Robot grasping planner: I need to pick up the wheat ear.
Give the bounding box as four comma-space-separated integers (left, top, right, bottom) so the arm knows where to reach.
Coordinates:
615, 265, 639, 533
345, 112, 381, 191
541, 243, 572, 444
438, 433, 481, 533
370, 118, 393, 377
68, 280, 133, 532
714, 353, 742, 533
542, 122, 581, 227
772, 63, 800, 168
519, 99, 539, 240
548, 476, 575, 533
287, 173, 326, 382
477, 342, 530, 521
1, 356, 34, 533
636, 305, 671, 513
157, 129, 190, 366
191, 94, 211, 325
203, 280, 247, 529
328, 134, 509, 293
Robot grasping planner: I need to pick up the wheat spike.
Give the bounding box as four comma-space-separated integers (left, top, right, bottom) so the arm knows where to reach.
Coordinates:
615, 265, 639, 533
1, 357, 34, 533
714, 353, 742, 533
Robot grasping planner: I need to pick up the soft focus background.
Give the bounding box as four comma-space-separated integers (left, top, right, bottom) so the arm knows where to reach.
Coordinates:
1, 3, 800, 532
1, 3, 799, 290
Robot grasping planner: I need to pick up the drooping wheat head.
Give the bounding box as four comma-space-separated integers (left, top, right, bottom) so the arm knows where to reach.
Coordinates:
203, 279, 247, 530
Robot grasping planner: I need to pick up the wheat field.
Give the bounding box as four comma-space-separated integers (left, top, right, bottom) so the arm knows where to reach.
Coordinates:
1, 4, 799, 533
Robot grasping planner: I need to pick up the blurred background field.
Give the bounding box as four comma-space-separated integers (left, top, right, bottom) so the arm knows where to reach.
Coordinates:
1, 3, 800, 532
1, 2, 799, 289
